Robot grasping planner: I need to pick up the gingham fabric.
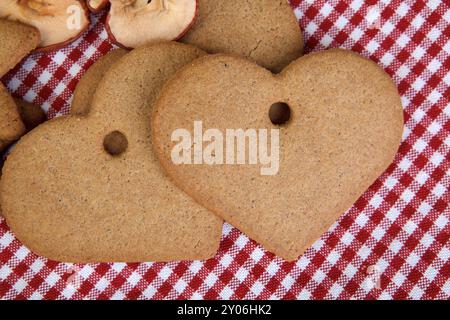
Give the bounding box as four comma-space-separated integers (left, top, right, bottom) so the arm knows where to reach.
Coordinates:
0, 0, 448, 300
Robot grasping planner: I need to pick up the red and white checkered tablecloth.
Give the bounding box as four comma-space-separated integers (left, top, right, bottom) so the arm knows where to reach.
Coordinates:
0, 0, 448, 300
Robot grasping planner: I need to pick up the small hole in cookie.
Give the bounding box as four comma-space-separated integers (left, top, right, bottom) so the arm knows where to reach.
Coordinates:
269, 102, 291, 125
103, 131, 128, 156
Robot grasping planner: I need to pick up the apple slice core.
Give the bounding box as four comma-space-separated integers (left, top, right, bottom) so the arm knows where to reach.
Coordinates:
107, 0, 198, 48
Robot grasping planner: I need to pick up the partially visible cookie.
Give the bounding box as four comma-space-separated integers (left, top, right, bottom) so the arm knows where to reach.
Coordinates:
181, 0, 303, 72
0, 42, 222, 263
0, 84, 25, 152
152, 49, 404, 261
72, 49, 128, 116
0, 98, 44, 218
14, 99, 47, 131
0, 19, 40, 77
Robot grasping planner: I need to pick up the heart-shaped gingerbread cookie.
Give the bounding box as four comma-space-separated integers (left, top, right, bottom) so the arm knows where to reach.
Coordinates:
152, 49, 404, 261
182, 0, 303, 72
0, 43, 222, 263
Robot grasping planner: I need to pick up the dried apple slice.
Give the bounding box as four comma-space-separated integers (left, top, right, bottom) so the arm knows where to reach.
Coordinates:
107, 0, 198, 48
0, 0, 90, 51
87, 0, 109, 13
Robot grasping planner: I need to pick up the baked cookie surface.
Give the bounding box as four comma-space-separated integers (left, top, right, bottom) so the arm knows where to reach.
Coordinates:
71, 48, 128, 116
0, 84, 25, 152
181, 0, 303, 72
0, 19, 40, 77
0, 19, 39, 153
152, 49, 404, 261
0, 42, 222, 263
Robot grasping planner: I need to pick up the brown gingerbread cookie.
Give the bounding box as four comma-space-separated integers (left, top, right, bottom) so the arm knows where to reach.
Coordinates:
152, 49, 404, 261
0, 42, 222, 263
0, 18, 40, 77
0, 18, 40, 155
0, 85, 26, 153
181, 0, 304, 72
71, 48, 128, 116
